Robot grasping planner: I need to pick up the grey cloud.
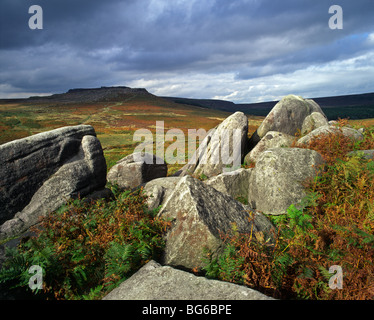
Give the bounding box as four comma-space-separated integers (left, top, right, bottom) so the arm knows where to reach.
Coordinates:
1, 0, 374, 99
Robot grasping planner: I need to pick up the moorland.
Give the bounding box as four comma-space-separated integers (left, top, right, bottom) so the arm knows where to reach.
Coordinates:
1, 86, 374, 300
1, 86, 374, 174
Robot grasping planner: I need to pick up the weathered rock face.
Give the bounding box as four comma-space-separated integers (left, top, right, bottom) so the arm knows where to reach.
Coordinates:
157, 175, 274, 269
249, 95, 327, 149
107, 152, 167, 190
205, 168, 252, 201
177, 111, 248, 178
297, 125, 364, 146
142, 177, 181, 211
0, 125, 107, 240
102, 260, 274, 300
244, 131, 295, 164
248, 148, 325, 215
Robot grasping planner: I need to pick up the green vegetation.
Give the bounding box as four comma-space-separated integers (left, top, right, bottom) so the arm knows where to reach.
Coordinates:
202, 122, 374, 300
0, 186, 170, 300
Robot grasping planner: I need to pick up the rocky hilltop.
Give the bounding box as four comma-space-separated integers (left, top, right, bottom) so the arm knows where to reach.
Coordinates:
3, 86, 151, 105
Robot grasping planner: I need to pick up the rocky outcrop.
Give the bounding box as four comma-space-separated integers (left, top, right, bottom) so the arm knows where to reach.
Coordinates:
157, 175, 275, 269
177, 111, 248, 178
247, 148, 325, 215
102, 260, 274, 300
0, 125, 107, 240
107, 152, 167, 190
297, 125, 364, 146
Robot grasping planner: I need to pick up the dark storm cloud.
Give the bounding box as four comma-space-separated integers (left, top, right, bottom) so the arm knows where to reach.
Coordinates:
1, 0, 374, 99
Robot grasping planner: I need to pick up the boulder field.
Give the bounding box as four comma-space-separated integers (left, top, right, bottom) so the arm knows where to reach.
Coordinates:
0, 94, 369, 300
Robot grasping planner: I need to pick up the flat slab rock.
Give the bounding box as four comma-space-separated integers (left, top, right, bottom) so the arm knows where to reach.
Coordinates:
102, 260, 274, 300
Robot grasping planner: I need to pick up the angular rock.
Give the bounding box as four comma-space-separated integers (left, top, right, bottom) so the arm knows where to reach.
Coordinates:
107, 152, 167, 190
205, 168, 252, 201
157, 175, 274, 269
177, 112, 248, 178
244, 131, 295, 164
297, 125, 364, 146
248, 148, 325, 215
0, 134, 107, 240
301, 112, 329, 135
142, 177, 181, 211
102, 260, 274, 300
249, 95, 326, 148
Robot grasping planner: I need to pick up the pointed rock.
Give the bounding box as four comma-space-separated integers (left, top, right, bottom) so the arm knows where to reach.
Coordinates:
158, 175, 274, 269
177, 111, 248, 178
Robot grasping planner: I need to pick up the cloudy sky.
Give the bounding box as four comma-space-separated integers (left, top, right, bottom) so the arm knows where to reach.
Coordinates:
1, 0, 374, 103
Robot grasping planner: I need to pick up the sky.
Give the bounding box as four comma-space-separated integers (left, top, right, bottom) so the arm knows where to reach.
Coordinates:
1, 0, 374, 103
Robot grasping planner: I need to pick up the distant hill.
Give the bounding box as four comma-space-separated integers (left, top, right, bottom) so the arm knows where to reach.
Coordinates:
164, 92, 374, 120
0, 86, 152, 105
2, 86, 374, 120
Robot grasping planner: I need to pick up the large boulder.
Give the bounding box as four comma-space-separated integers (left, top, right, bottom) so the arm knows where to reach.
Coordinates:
0, 125, 107, 240
205, 168, 252, 201
296, 125, 364, 146
157, 175, 274, 270
249, 95, 326, 148
177, 111, 248, 178
244, 131, 295, 164
247, 148, 325, 215
102, 260, 274, 300
107, 152, 168, 190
